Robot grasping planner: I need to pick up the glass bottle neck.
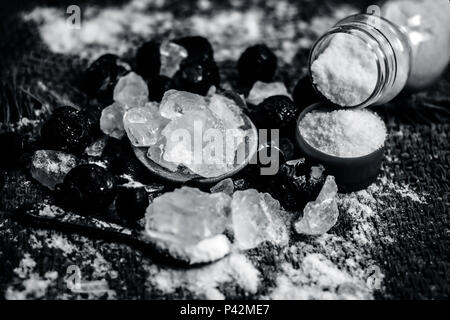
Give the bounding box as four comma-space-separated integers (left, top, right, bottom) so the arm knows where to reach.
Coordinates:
309, 14, 411, 108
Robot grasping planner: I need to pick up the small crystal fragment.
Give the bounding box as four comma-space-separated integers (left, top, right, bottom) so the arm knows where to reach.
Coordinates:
123, 102, 169, 147
246, 81, 291, 105
100, 102, 127, 139
31, 150, 78, 190
159, 41, 188, 78
159, 89, 208, 119
231, 189, 289, 250
113, 72, 149, 108
84, 136, 108, 157
294, 176, 339, 235
210, 178, 234, 196
145, 187, 231, 244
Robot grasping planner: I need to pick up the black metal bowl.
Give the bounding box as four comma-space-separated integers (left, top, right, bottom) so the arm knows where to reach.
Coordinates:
295, 102, 385, 192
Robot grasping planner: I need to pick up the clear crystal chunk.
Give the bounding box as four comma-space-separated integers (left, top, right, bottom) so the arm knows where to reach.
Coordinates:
100, 102, 127, 139
159, 41, 188, 78
295, 176, 339, 235
123, 102, 169, 147
145, 186, 231, 244
231, 189, 289, 250
159, 89, 208, 120
210, 178, 234, 196
31, 150, 78, 190
113, 72, 149, 109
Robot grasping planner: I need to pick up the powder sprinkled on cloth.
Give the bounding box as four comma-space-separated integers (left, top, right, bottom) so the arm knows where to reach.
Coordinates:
311, 33, 378, 106
299, 109, 387, 157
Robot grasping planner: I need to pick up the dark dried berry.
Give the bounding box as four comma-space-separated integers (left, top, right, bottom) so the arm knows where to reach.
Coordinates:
136, 40, 161, 80
173, 36, 214, 63
57, 164, 116, 213
115, 185, 149, 222
277, 158, 326, 209
238, 44, 277, 85
82, 54, 130, 101
80, 101, 104, 135
102, 137, 153, 183
279, 137, 296, 161
293, 75, 321, 111
252, 95, 299, 134
40, 106, 93, 154
173, 58, 220, 95
0, 132, 24, 169
148, 75, 174, 102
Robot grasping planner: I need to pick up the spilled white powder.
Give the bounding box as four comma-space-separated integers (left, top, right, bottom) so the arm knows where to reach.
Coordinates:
311, 33, 378, 106
5, 254, 58, 300
146, 253, 260, 300
268, 254, 372, 300
22, 0, 173, 60
299, 109, 387, 157
22, 0, 356, 63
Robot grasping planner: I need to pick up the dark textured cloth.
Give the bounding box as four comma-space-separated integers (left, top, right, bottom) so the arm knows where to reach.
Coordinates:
0, 0, 449, 299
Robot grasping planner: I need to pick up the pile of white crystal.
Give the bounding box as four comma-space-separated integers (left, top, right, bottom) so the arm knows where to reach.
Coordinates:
101, 71, 251, 178
100, 72, 149, 139
143, 176, 339, 264
147, 90, 249, 177
144, 185, 293, 263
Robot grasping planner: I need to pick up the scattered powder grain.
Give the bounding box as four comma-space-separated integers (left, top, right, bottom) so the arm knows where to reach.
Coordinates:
146, 253, 260, 300
299, 109, 387, 157
311, 33, 378, 106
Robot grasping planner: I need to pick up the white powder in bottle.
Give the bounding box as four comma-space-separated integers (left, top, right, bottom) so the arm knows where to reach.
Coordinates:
311, 33, 378, 107
298, 109, 386, 157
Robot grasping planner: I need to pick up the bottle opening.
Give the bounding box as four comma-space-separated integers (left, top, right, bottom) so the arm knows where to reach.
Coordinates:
308, 29, 385, 108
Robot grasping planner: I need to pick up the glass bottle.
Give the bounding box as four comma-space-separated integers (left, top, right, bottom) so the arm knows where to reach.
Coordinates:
308, 0, 450, 108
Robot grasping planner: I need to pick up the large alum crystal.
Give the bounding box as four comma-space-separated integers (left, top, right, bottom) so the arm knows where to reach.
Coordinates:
31, 150, 78, 190
100, 102, 127, 139
295, 176, 339, 235
246, 81, 291, 105
159, 41, 188, 78
150, 90, 248, 178
113, 72, 149, 109
159, 89, 208, 119
123, 102, 169, 147
231, 189, 289, 250
146, 187, 230, 244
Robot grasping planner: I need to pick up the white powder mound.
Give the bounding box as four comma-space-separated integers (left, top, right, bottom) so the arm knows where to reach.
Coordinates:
146, 253, 260, 299
299, 109, 387, 157
311, 33, 378, 106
